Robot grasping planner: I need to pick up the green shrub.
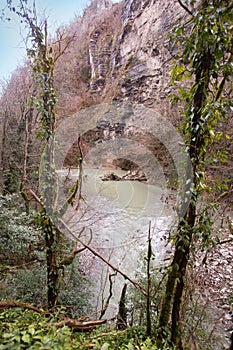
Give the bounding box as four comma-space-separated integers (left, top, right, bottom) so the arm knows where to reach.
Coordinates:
0, 308, 85, 349
0, 194, 92, 316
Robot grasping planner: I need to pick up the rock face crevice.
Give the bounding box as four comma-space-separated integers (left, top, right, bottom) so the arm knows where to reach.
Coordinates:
88, 2, 123, 93
89, 27, 113, 91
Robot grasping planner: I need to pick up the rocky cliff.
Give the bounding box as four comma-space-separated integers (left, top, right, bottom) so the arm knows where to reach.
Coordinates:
89, 0, 186, 111
64, 0, 187, 178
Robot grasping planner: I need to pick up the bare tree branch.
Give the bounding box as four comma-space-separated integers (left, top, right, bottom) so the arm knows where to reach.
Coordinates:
177, 0, 193, 16
0, 260, 42, 274
99, 272, 117, 319
53, 31, 76, 62
29, 189, 44, 207
0, 301, 48, 314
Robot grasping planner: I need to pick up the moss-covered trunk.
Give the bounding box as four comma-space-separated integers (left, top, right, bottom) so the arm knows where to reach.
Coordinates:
157, 12, 213, 346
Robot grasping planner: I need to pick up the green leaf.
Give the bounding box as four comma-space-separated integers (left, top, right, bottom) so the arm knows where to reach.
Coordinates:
22, 333, 31, 343
28, 325, 35, 335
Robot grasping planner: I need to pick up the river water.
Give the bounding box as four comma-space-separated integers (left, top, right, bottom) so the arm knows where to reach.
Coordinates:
56, 168, 175, 317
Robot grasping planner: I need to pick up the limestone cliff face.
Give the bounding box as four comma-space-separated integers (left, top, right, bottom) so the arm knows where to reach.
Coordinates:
83, 0, 187, 175
63, 0, 188, 177
89, 0, 186, 111
88, 2, 123, 93
115, 0, 185, 108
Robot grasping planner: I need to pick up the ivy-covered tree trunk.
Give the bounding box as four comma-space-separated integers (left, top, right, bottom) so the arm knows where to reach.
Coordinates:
35, 22, 59, 308
171, 48, 213, 347
157, 0, 232, 348
19, 8, 59, 308
6, 1, 81, 310
44, 218, 59, 309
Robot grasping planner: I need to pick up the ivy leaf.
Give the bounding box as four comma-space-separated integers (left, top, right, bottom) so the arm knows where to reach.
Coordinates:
22, 333, 31, 343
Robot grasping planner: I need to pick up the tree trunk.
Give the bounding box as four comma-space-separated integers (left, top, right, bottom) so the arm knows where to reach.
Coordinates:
117, 284, 127, 330
157, 25, 212, 347
146, 223, 152, 337
0, 112, 7, 194
230, 332, 233, 350
44, 219, 59, 309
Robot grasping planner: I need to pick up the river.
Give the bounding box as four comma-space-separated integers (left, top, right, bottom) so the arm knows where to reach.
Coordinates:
56, 168, 175, 317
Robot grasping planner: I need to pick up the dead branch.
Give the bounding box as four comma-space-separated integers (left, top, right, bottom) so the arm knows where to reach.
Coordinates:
29, 189, 44, 207
71, 241, 86, 255
218, 238, 233, 245
84, 344, 96, 349
54, 318, 107, 328
59, 219, 147, 296
177, 0, 193, 16
98, 248, 114, 318
52, 30, 76, 62
78, 309, 110, 322
0, 301, 49, 314
99, 272, 117, 319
